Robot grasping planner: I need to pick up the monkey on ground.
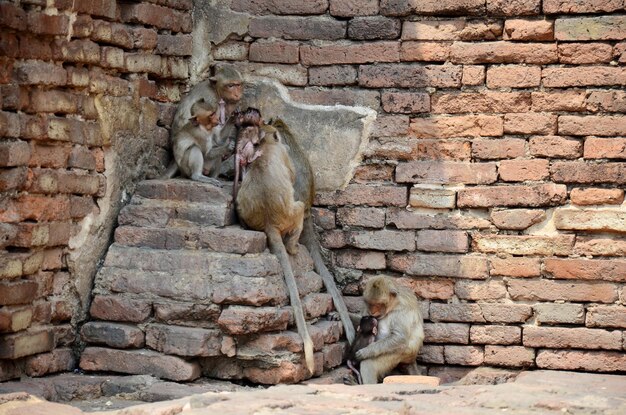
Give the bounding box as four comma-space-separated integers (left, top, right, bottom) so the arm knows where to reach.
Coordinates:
161, 66, 244, 183
346, 315, 378, 385
354, 275, 424, 384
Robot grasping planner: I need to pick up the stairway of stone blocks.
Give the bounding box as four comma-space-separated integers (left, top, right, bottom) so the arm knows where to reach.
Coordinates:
79, 179, 346, 384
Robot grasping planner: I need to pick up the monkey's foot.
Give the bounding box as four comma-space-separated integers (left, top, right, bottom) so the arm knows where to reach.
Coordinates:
192, 175, 224, 187
343, 373, 359, 386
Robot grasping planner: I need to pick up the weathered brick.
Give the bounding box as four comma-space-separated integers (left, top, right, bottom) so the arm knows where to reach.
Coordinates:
0, 327, 54, 359
445, 345, 484, 366
559, 43, 613, 64
249, 40, 299, 64
409, 186, 456, 209
532, 91, 586, 112
545, 258, 626, 282
555, 209, 626, 234
24, 348, 75, 377
450, 42, 558, 64
0, 193, 72, 222
534, 303, 585, 325
505, 113, 558, 135
381, 0, 485, 16
396, 161, 497, 185
424, 323, 469, 344
432, 91, 531, 113
335, 250, 386, 270
81, 322, 145, 349
484, 346, 535, 367
120, 3, 192, 32
507, 279, 618, 303
231, 0, 328, 15
348, 16, 400, 40
14, 61, 66, 86
587, 306, 626, 329
315, 184, 407, 207
529, 136, 582, 159
232, 62, 305, 86
381, 92, 429, 114
145, 324, 222, 357
289, 87, 379, 107
417, 230, 468, 253
586, 90, 626, 113
212, 41, 248, 61
70, 0, 118, 18
217, 306, 291, 335
330, 0, 378, 16
536, 349, 626, 372
0, 2, 27, 31
572, 188, 624, 207
462, 65, 485, 85
387, 208, 492, 230
473, 234, 574, 256
343, 230, 416, 251
418, 345, 444, 364
470, 326, 521, 345
499, 159, 550, 182
370, 115, 410, 137
503, 19, 553, 40
389, 253, 488, 279
0, 306, 32, 333
336, 207, 385, 228
472, 138, 525, 160
402, 20, 502, 41
552, 161, 626, 185
359, 64, 462, 88
486, 65, 541, 88
544, 67, 626, 87
481, 304, 533, 323
80, 347, 200, 381
309, 66, 357, 86
90, 295, 151, 323
0, 140, 30, 167
544, 0, 623, 14
575, 236, 626, 257
584, 137, 626, 159
555, 16, 626, 41
524, 326, 622, 350
401, 41, 451, 62
397, 277, 455, 300
490, 257, 541, 277
455, 280, 507, 300
249, 16, 346, 40
490, 209, 546, 230
488, 0, 540, 16
301, 42, 399, 66
353, 164, 394, 183
0, 168, 27, 191
27, 12, 69, 36
457, 183, 567, 208
410, 115, 503, 138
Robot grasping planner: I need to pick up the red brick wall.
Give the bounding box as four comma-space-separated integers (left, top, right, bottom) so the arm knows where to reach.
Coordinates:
0, 0, 192, 380
214, 0, 626, 374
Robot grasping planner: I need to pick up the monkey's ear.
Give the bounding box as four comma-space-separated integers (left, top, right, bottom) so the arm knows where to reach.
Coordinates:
390, 287, 398, 298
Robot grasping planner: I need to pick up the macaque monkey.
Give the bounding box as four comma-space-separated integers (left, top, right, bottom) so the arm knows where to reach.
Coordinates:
355, 276, 424, 384
236, 118, 358, 374
233, 108, 265, 199
347, 316, 378, 385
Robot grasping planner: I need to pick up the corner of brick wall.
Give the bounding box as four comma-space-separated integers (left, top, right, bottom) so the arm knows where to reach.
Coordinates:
0, 0, 193, 380
208, 0, 626, 374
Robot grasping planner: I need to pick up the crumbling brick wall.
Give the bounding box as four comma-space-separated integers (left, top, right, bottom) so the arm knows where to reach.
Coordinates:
0, 0, 192, 380
205, 0, 626, 375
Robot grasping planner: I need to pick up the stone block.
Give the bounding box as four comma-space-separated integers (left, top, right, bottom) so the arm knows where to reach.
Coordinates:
81, 322, 145, 348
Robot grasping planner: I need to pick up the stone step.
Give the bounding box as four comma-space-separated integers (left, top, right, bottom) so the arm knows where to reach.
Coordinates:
114, 225, 267, 254
135, 179, 232, 205
118, 199, 234, 228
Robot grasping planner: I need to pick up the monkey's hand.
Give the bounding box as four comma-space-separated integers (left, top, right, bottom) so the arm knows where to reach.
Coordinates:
355, 347, 371, 362
326, 312, 341, 321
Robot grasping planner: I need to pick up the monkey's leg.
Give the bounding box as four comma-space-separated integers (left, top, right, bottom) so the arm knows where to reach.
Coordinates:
360, 355, 403, 384
285, 201, 305, 255
301, 218, 356, 345
266, 226, 315, 375
188, 147, 223, 187
158, 161, 179, 180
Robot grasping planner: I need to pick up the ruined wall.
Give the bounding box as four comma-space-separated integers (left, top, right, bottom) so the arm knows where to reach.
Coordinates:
0, 0, 191, 380
204, 0, 626, 375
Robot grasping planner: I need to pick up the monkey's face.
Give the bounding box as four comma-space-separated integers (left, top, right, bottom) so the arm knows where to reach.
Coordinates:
196, 110, 219, 129
365, 294, 397, 319
220, 81, 243, 103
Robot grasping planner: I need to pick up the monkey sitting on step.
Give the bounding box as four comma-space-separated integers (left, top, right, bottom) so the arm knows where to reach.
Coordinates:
346, 315, 378, 385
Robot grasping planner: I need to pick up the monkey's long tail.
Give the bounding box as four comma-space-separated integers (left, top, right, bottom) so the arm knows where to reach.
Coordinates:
158, 161, 178, 180
301, 218, 356, 345
266, 228, 315, 375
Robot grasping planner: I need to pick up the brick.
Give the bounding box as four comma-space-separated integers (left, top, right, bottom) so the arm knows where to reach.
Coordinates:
348, 16, 400, 40
90, 295, 151, 323
486, 65, 541, 88
587, 306, 626, 329
330, 0, 378, 16
487, 0, 540, 16
417, 230, 468, 253
571, 188, 624, 206
336, 207, 385, 228
455, 280, 507, 300
473, 234, 574, 256
120, 3, 192, 32
231, 0, 327, 14
544, 0, 623, 14
249, 16, 346, 41
0, 140, 30, 167
146, 324, 222, 357
389, 254, 488, 279
80, 347, 200, 381
450, 42, 557, 64
400, 41, 451, 62
232, 62, 306, 86
311, 208, 336, 230
125, 53, 162, 76
402, 20, 502, 41
462, 65, 485, 85
490, 209, 546, 230
418, 345, 444, 364
584, 137, 626, 159
481, 304, 533, 323
370, 115, 409, 137
70, 195, 98, 219
558, 43, 613, 64
544, 67, 626, 87
499, 159, 550, 182
524, 326, 622, 350
504, 19, 553, 40
0, 327, 54, 359
14, 61, 66, 86
155, 34, 192, 56
555, 209, 626, 234
360, 64, 462, 88
586, 90, 626, 113
484, 346, 535, 367
90, 21, 134, 49
470, 326, 521, 345
490, 257, 541, 277
53, 39, 100, 64
431, 303, 486, 323
381, 92, 429, 114
386, 209, 492, 231
505, 113, 557, 135
353, 164, 394, 182
249, 40, 299, 64
529, 136, 582, 159
397, 277, 454, 300
212, 41, 248, 61
424, 323, 469, 344
432, 92, 531, 113
551, 161, 626, 185
27, 12, 69, 36
472, 138, 525, 160
381, 0, 486, 16
29, 90, 78, 114
507, 279, 618, 303
81, 322, 145, 348
409, 186, 456, 209
25, 348, 75, 377
532, 91, 586, 112
345, 230, 416, 251
410, 115, 503, 138
314, 184, 407, 207
555, 16, 626, 41
301, 42, 399, 66
0, 168, 27, 191
536, 349, 626, 372
0, 280, 38, 306
335, 250, 386, 270
457, 183, 567, 208
289, 87, 379, 107
575, 236, 626, 257
445, 345, 484, 366
0, 2, 27, 31
218, 306, 291, 335
0, 306, 33, 333
71, 0, 118, 18
415, 140, 471, 161
545, 258, 626, 282
534, 303, 585, 325
397, 161, 497, 185
309, 66, 357, 86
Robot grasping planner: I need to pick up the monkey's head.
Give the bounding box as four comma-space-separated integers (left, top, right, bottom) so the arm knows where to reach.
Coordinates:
212, 66, 243, 104
358, 316, 378, 336
235, 107, 263, 129
363, 276, 399, 319
191, 100, 219, 129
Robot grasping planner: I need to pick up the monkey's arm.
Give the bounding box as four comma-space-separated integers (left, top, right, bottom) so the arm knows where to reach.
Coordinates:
355, 319, 408, 361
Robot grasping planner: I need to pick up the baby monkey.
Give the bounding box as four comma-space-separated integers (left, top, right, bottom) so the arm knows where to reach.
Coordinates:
233, 107, 265, 199
347, 315, 378, 385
